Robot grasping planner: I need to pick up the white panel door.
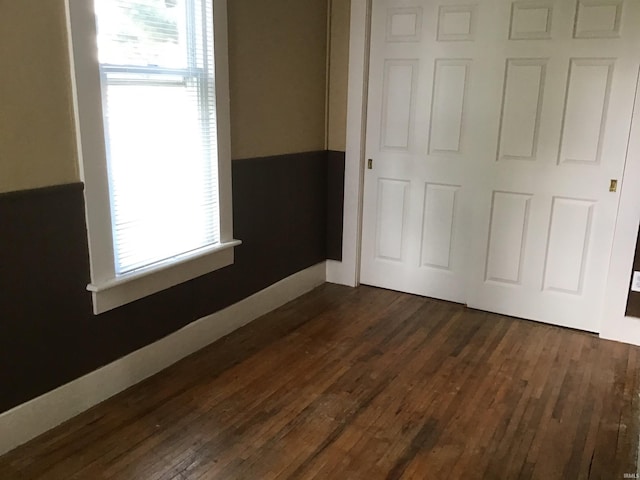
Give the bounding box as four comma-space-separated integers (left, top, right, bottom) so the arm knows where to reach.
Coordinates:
359, 0, 640, 332
360, 0, 483, 303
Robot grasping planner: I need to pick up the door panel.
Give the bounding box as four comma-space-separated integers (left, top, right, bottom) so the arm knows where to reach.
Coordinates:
429, 60, 470, 154
381, 60, 417, 149
420, 183, 459, 269
559, 58, 614, 164
542, 197, 595, 294
485, 191, 532, 285
360, 0, 640, 332
375, 178, 410, 261
498, 59, 547, 161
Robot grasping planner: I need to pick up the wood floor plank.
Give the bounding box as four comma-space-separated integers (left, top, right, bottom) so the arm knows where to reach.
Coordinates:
1, 284, 639, 479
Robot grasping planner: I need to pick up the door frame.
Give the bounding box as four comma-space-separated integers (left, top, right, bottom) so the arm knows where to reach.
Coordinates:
326, 0, 372, 287
329, 0, 640, 346
601, 67, 640, 345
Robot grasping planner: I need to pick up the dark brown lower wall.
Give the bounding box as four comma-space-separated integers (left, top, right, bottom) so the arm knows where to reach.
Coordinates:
0, 150, 344, 414
625, 223, 640, 317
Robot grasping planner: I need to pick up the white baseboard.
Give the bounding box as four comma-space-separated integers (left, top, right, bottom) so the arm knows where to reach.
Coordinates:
0, 262, 326, 456
326, 259, 358, 287
599, 315, 640, 347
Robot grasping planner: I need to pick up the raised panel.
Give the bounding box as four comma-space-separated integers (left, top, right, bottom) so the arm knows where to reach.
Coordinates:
558, 58, 614, 165
437, 5, 475, 41
485, 192, 532, 284
498, 59, 547, 161
420, 184, 459, 269
387, 7, 423, 42
376, 179, 409, 261
510, 2, 553, 40
381, 60, 418, 150
543, 198, 595, 294
429, 59, 470, 154
574, 0, 623, 38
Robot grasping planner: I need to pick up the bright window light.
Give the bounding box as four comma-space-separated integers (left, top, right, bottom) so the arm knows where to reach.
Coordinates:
94, 0, 219, 275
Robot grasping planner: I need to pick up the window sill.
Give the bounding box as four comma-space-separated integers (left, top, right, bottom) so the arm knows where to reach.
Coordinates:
87, 239, 241, 314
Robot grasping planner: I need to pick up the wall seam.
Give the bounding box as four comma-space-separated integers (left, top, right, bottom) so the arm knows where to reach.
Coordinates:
324, 0, 333, 151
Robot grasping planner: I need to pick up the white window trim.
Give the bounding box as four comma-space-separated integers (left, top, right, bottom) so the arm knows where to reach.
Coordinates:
66, 0, 239, 315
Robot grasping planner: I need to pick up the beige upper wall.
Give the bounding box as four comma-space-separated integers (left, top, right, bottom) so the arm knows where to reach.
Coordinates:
0, 0, 342, 192
0, 0, 79, 194
228, 0, 328, 159
327, 0, 351, 152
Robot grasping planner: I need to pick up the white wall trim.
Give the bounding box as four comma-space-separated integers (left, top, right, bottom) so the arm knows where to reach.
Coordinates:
89, 240, 241, 314
601, 67, 640, 346
0, 262, 326, 456
326, 0, 371, 287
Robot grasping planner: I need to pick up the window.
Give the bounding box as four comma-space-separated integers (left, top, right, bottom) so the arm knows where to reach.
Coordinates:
68, 0, 238, 314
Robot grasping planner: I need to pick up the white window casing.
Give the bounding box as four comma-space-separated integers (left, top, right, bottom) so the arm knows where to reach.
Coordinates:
67, 0, 239, 314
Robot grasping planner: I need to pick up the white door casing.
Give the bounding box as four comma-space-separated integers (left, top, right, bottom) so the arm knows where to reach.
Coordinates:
359, 0, 640, 332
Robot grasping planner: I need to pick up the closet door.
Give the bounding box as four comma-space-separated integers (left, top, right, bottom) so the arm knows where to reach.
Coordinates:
360, 0, 640, 332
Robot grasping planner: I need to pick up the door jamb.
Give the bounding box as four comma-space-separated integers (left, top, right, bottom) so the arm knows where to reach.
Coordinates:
600, 66, 640, 346
326, 0, 372, 287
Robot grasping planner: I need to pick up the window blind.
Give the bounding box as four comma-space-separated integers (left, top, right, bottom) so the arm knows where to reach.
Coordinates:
94, 0, 219, 275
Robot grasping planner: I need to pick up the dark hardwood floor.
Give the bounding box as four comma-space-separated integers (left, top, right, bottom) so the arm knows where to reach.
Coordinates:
1, 284, 639, 479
